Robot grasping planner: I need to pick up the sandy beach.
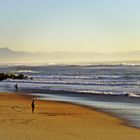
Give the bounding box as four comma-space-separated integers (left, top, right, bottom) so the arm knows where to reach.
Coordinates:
0, 93, 140, 140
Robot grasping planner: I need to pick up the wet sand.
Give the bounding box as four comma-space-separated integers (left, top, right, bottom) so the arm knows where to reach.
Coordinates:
0, 93, 140, 140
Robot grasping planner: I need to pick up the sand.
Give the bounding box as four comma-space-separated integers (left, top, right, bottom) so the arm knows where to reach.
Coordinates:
0, 93, 140, 140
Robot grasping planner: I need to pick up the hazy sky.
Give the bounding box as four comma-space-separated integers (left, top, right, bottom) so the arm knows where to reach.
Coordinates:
0, 0, 140, 53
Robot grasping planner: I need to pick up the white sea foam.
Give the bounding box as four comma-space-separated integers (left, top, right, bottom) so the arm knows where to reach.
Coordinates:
0, 64, 140, 96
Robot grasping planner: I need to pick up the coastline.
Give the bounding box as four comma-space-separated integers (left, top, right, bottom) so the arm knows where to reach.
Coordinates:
0, 92, 140, 140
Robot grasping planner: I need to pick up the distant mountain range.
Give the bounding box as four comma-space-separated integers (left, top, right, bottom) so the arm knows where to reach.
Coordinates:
0, 47, 140, 63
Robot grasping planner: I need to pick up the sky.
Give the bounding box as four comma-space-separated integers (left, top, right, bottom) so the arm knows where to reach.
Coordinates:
0, 0, 140, 53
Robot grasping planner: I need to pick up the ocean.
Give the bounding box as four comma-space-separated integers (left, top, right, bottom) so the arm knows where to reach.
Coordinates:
0, 63, 140, 128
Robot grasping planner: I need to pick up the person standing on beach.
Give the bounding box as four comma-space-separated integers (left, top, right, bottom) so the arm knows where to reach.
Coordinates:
31, 100, 35, 113
14, 83, 18, 91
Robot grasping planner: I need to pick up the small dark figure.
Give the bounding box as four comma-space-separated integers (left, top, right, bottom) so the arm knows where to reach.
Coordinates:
31, 100, 35, 113
14, 84, 18, 91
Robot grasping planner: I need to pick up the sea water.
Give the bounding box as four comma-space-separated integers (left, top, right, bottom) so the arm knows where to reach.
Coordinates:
0, 63, 140, 128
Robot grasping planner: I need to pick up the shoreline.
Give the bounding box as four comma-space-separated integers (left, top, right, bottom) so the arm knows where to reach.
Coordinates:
1, 91, 140, 129
0, 90, 140, 130
0, 92, 140, 140
49, 101, 140, 130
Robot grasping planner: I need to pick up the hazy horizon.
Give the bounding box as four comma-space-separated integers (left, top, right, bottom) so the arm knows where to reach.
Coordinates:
0, 47, 140, 64
1, 47, 140, 54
